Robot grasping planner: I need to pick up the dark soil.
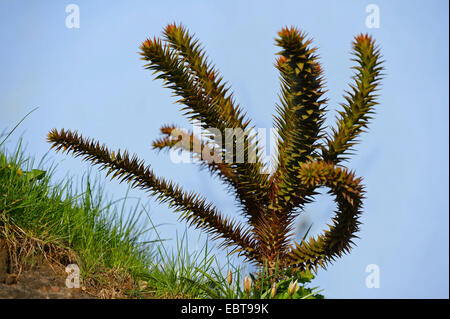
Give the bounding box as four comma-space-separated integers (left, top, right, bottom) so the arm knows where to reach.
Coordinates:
0, 238, 92, 299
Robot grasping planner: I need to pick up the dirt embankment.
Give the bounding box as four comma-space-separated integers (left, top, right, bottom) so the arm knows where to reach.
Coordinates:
0, 238, 92, 299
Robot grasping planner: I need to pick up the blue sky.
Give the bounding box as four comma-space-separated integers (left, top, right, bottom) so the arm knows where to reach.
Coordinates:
0, 0, 448, 298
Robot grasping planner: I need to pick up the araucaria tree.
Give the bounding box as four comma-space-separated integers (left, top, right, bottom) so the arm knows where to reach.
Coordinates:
47, 24, 383, 276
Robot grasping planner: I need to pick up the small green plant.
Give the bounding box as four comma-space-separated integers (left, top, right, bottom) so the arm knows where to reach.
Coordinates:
47, 23, 383, 281
188, 257, 323, 299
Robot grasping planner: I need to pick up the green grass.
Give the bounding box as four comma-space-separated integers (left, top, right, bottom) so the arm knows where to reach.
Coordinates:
0, 136, 323, 299
0, 140, 155, 296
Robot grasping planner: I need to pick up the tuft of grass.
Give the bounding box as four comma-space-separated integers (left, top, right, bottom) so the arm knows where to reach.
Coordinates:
144, 226, 218, 298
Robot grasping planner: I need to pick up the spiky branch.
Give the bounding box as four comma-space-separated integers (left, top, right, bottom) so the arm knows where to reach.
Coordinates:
287, 161, 364, 272
47, 128, 259, 261
141, 26, 270, 228
322, 34, 384, 163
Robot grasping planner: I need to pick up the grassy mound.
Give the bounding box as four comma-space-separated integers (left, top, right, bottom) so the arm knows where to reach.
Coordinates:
0, 142, 156, 297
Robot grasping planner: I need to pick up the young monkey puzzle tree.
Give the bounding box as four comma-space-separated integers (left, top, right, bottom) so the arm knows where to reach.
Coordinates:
47, 24, 383, 278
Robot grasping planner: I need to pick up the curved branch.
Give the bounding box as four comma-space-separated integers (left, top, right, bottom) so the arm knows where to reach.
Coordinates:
286, 161, 365, 273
